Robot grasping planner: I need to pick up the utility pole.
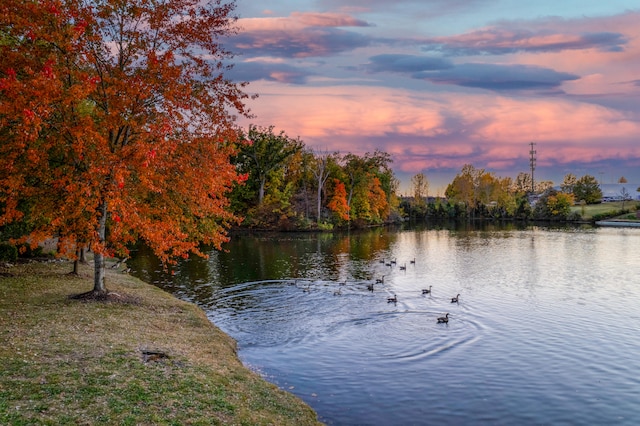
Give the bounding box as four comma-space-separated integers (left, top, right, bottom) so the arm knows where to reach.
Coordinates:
529, 142, 536, 193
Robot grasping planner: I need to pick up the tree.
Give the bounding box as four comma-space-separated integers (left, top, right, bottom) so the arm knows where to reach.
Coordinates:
235, 125, 303, 205
310, 150, 336, 224
620, 187, 631, 210
573, 175, 603, 204
513, 172, 532, 195
411, 173, 429, 207
327, 179, 350, 222
561, 173, 577, 194
533, 189, 574, 220
1, 0, 249, 295
619, 176, 628, 183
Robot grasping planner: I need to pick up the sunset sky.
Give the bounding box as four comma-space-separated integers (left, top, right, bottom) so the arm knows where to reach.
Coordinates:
225, 1, 640, 194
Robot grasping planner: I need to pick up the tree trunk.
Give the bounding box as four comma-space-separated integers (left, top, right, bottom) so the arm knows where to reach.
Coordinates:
79, 245, 87, 264
93, 200, 108, 294
317, 184, 322, 223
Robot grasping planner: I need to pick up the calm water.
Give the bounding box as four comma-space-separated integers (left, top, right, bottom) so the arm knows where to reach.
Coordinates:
129, 223, 640, 425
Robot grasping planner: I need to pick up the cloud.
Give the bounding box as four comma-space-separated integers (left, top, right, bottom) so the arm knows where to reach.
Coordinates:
363, 54, 453, 73
227, 61, 315, 84
229, 12, 374, 58
362, 55, 579, 91
421, 28, 628, 56
415, 63, 580, 91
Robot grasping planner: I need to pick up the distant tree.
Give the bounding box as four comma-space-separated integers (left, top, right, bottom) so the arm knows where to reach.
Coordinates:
513, 173, 532, 195
310, 150, 336, 223
327, 179, 350, 222
561, 174, 577, 194
235, 125, 303, 205
619, 176, 628, 183
408, 173, 429, 217
411, 173, 429, 206
620, 187, 631, 210
533, 189, 574, 220
536, 181, 554, 193
573, 175, 603, 204
445, 164, 482, 215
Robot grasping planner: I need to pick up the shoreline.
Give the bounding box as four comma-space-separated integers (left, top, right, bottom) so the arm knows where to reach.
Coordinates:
0, 258, 322, 425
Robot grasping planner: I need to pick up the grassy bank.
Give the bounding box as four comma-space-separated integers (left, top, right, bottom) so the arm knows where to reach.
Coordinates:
569, 200, 638, 221
0, 259, 321, 425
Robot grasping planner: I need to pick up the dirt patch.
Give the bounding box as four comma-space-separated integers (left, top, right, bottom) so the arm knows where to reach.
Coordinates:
69, 290, 141, 305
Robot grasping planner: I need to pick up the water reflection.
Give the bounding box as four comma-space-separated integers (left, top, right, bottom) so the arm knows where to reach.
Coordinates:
129, 223, 640, 425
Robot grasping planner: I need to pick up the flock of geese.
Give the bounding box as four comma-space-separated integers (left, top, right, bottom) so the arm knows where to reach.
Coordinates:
300, 256, 462, 325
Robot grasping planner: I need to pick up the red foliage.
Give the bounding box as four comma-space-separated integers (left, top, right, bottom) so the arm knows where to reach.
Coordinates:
0, 0, 250, 290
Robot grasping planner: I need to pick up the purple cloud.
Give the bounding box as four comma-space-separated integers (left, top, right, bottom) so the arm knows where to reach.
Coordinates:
364, 54, 453, 73
416, 63, 580, 91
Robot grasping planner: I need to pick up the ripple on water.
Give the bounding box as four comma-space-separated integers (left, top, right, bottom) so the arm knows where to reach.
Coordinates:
212, 280, 486, 364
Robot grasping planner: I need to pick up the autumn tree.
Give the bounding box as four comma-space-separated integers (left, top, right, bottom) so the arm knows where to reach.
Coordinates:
327, 179, 350, 222
1, 0, 250, 295
561, 173, 577, 194
512, 172, 532, 195
533, 189, 574, 220
411, 173, 429, 206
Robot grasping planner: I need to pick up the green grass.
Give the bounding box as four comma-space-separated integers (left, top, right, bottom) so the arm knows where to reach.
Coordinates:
569, 200, 639, 220
0, 259, 322, 425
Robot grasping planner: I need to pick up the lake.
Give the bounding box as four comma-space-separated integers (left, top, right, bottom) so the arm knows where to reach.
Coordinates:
129, 222, 640, 425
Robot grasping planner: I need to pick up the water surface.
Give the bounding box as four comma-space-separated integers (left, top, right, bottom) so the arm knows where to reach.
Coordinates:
130, 224, 640, 425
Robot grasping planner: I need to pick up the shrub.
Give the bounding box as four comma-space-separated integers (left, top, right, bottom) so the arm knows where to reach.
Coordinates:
0, 243, 18, 262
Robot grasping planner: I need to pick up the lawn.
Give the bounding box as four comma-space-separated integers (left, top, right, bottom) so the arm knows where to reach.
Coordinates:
0, 259, 322, 426
570, 200, 639, 220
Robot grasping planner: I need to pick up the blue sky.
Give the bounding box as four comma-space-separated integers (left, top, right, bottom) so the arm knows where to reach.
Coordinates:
225, 1, 640, 194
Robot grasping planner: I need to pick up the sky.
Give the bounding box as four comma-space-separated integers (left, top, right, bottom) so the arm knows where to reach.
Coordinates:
223, 1, 640, 195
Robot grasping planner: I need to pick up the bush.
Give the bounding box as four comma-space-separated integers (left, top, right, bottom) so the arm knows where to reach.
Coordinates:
0, 243, 18, 262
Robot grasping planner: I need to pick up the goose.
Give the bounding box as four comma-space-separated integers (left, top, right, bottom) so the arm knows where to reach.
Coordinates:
303, 284, 312, 293
375, 275, 385, 284
399, 263, 406, 271
410, 258, 416, 264
366, 283, 374, 292
451, 294, 460, 303
387, 294, 397, 303
379, 259, 385, 264
437, 313, 450, 323
390, 259, 397, 265
421, 285, 432, 295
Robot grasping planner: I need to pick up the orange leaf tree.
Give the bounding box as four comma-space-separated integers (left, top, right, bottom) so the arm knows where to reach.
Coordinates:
327, 178, 350, 222
0, 0, 250, 294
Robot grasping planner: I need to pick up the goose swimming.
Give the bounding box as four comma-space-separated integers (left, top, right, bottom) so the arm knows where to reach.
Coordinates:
437, 313, 450, 323
387, 294, 397, 303
422, 285, 432, 295
451, 294, 460, 303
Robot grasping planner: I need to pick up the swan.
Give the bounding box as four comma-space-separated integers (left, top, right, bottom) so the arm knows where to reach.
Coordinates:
437, 313, 449, 323
387, 294, 397, 303
421, 285, 432, 294
451, 294, 460, 303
